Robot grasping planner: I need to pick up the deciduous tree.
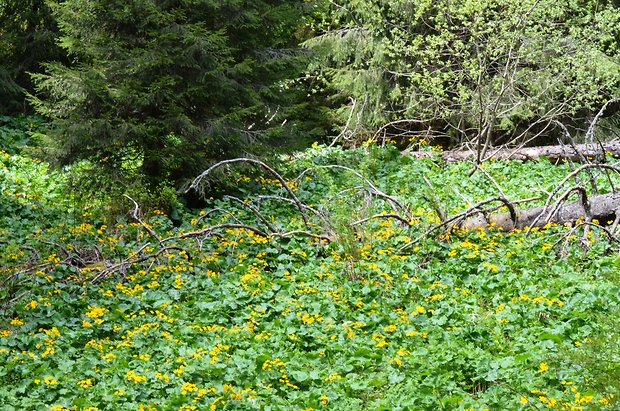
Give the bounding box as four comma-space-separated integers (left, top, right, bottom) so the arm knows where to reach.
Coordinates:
305, 0, 620, 149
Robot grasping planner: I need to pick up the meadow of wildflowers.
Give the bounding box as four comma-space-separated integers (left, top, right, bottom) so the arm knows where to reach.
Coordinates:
1, 144, 619, 410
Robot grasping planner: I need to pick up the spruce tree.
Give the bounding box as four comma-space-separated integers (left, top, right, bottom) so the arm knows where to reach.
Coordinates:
31, 0, 310, 186
0, 0, 63, 114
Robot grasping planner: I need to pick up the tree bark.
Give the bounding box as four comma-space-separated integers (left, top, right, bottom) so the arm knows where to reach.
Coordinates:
405, 141, 620, 162
460, 192, 620, 231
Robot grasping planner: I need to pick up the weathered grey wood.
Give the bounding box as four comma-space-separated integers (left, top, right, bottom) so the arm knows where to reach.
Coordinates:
460, 192, 620, 230
406, 141, 620, 162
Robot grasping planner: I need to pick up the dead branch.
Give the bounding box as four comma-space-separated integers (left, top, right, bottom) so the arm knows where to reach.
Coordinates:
189, 158, 311, 229
297, 165, 413, 220
525, 164, 620, 231
398, 196, 525, 251
170, 223, 270, 241
351, 213, 412, 226
585, 97, 620, 143
422, 176, 446, 223
224, 195, 278, 234
124, 195, 164, 246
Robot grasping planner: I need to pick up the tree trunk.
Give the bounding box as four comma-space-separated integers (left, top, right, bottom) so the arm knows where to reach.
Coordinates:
460, 192, 620, 231
406, 142, 620, 162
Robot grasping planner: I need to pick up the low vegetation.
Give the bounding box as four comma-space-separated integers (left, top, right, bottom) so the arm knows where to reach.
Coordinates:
2, 134, 620, 410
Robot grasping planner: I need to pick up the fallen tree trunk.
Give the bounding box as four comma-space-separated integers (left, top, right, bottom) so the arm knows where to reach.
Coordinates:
460, 192, 620, 231
406, 141, 620, 162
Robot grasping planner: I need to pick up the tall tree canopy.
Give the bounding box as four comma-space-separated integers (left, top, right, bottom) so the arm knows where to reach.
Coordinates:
31, 0, 312, 186
0, 0, 63, 114
305, 0, 620, 147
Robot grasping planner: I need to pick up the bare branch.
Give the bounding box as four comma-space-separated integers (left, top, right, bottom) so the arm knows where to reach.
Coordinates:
189, 158, 311, 229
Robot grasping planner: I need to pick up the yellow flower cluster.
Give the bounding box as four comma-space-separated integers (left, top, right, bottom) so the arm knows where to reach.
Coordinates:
126, 370, 147, 383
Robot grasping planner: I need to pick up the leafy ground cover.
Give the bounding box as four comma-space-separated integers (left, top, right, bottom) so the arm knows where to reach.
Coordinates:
1, 143, 620, 410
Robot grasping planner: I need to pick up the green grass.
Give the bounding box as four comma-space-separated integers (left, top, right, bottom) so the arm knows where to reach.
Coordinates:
1, 142, 619, 410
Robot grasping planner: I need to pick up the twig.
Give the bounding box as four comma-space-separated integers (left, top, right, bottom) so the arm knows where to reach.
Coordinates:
351, 213, 411, 226
224, 195, 278, 233
422, 176, 446, 223
298, 165, 413, 220
124, 195, 164, 246
189, 158, 311, 229
398, 196, 520, 252
526, 164, 620, 232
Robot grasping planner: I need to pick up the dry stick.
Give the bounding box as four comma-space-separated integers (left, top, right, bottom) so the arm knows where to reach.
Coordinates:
585, 97, 620, 144
594, 135, 617, 192
92, 244, 189, 284
551, 221, 620, 251
554, 120, 597, 193
124, 194, 164, 246
372, 119, 426, 144
351, 213, 412, 226
398, 196, 520, 252
189, 158, 310, 229
610, 206, 620, 236
275, 231, 331, 242
422, 176, 446, 223
38, 239, 70, 258
466, 161, 508, 198
526, 164, 620, 233
2, 290, 31, 310
544, 186, 590, 225
91, 242, 151, 283
169, 223, 270, 241
223, 195, 278, 234
256, 195, 328, 223
198, 208, 244, 224
330, 97, 356, 147
579, 98, 620, 197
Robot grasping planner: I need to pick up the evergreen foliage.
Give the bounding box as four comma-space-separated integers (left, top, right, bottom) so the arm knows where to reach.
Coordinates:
31, 0, 312, 187
305, 0, 620, 145
0, 0, 63, 114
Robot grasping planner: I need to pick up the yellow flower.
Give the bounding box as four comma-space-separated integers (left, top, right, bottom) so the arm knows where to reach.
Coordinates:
126, 370, 147, 383
85, 305, 106, 319
44, 376, 58, 385
321, 394, 328, 405
181, 382, 198, 395
520, 396, 528, 404
77, 378, 93, 388
538, 362, 549, 373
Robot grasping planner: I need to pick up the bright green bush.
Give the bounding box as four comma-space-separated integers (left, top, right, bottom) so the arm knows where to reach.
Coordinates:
305, 0, 620, 145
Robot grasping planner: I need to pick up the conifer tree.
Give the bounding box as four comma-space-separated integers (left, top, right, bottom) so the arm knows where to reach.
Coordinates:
0, 0, 63, 114
31, 0, 310, 186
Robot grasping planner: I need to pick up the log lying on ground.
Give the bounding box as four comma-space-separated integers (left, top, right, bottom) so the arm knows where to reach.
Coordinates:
460, 192, 620, 231
406, 141, 620, 162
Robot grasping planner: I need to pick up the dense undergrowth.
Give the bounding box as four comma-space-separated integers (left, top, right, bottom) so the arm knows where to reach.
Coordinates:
1, 138, 620, 410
